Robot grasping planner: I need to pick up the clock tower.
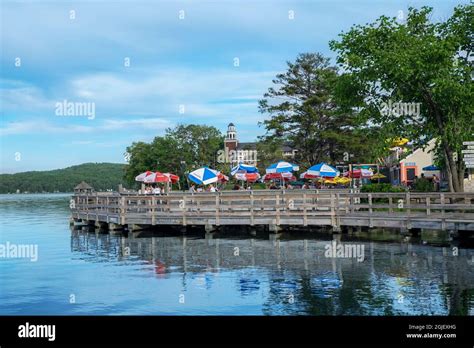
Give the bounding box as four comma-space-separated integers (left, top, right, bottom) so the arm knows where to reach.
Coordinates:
224, 123, 238, 151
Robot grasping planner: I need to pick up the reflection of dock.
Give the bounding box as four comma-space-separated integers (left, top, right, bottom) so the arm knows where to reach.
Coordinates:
71, 191, 474, 233
70, 230, 474, 315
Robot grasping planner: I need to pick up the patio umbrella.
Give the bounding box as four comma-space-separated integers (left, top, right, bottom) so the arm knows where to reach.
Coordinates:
263, 172, 295, 181
335, 177, 351, 185
135, 170, 154, 182
344, 169, 373, 178
231, 163, 259, 176
143, 172, 170, 183
188, 167, 219, 185
307, 163, 339, 178
423, 165, 440, 171
163, 173, 180, 184
371, 173, 387, 180
324, 178, 337, 184
217, 172, 229, 182
235, 172, 261, 182
266, 161, 299, 186
266, 161, 299, 174
300, 171, 318, 179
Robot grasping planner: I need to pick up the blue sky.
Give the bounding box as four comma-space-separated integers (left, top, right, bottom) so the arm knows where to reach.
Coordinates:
0, 0, 466, 173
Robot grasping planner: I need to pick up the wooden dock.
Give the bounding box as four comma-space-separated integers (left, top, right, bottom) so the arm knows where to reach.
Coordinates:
71, 190, 474, 232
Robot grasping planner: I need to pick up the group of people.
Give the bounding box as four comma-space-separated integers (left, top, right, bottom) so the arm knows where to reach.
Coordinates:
186, 181, 342, 193
189, 183, 218, 193
143, 185, 164, 195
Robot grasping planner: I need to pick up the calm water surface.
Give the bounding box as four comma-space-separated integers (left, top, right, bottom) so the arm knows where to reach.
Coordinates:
0, 194, 473, 315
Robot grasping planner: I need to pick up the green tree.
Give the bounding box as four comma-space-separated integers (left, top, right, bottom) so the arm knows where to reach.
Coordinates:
255, 136, 285, 171
124, 124, 224, 185
330, 5, 473, 192
259, 53, 374, 168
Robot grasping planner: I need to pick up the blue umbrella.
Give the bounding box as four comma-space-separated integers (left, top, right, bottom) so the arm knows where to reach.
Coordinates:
231, 163, 259, 176
266, 161, 299, 174
188, 167, 219, 185
423, 165, 439, 171
307, 163, 339, 178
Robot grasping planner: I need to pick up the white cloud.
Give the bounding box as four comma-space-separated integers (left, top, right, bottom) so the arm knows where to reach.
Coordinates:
0, 117, 173, 136
102, 118, 171, 130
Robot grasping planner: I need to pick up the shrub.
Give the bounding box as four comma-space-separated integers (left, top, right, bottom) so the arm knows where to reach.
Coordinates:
361, 183, 406, 193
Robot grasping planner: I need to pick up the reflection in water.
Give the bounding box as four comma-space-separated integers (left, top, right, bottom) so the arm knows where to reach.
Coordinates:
70, 228, 474, 315
1, 194, 473, 315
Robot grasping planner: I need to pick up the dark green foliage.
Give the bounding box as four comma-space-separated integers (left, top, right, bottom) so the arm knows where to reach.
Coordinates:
330, 5, 473, 191
0, 163, 126, 193
124, 124, 224, 187
361, 183, 406, 193
258, 52, 380, 169
413, 178, 435, 192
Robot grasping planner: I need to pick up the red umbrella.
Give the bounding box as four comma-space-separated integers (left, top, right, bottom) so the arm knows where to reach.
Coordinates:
143, 172, 170, 183
135, 170, 154, 182
217, 172, 229, 182
235, 172, 261, 182
300, 171, 319, 179
343, 169, 373, 179
163, 173, 180, 184
263, 172, 295, 181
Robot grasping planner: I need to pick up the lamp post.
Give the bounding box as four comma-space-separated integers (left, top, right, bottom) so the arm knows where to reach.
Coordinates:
180, 160, 187, 191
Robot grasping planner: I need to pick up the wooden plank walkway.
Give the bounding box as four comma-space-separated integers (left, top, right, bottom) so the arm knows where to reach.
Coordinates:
71, 190, 474, 231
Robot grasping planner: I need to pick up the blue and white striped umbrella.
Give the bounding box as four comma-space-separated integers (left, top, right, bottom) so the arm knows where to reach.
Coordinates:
231, 163, 259, 176
188, 167, 219, 185
266, 161, 299, 174
307, 163, 339, 178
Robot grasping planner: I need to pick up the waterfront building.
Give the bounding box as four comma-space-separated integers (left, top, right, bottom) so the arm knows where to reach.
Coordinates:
223, 123, 297, 165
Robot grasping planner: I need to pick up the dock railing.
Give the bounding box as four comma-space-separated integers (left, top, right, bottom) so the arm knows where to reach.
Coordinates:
71, 190, 474, 231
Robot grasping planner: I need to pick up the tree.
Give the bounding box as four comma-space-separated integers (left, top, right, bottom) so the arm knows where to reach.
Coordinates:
124, 124, 224, 186
255, 136, 286, 171
258, 53, 374, 169
330, 5, 473, 192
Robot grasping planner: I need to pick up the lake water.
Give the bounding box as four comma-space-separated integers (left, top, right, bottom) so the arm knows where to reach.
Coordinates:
0, 194, 473, 315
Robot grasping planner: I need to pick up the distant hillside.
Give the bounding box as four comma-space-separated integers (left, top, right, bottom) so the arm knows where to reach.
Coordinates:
0, 163, 126, 194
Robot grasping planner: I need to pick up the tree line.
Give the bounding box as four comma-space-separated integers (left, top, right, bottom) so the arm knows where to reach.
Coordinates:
0, 163, 126, 193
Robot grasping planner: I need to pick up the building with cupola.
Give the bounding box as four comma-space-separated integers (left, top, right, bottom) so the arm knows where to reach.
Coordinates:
223, 123, 297, 165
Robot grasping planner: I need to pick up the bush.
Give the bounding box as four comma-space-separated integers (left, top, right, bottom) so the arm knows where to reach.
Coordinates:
413, 178, 434, 192
361, 183, 406, 193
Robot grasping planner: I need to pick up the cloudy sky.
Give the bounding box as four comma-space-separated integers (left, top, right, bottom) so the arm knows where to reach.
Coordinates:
0, 0, 465, 172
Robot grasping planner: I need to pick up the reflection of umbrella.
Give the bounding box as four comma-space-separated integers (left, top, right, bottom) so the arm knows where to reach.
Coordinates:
423, 165, 440, 171
307, 163, 339, 178
135, 170, 154, 182
188, 167, 219, 185
235, 172, 261, 182
266, 161, 299, 173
